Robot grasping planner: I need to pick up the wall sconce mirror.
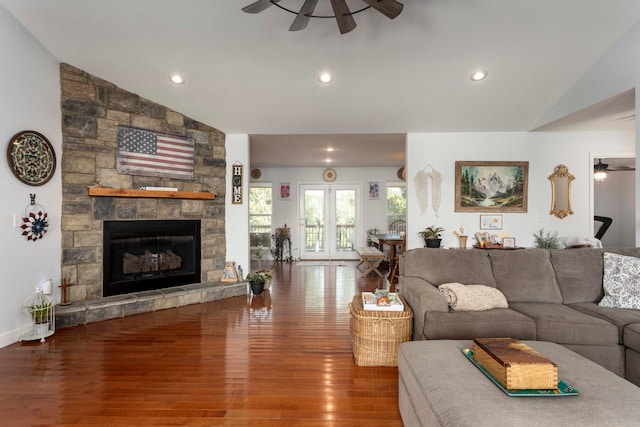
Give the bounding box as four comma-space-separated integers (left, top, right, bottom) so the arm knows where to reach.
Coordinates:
548, 164, 575, 219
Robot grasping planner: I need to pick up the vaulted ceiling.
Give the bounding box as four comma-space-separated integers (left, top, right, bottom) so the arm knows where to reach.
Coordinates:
2, 0, 639, 167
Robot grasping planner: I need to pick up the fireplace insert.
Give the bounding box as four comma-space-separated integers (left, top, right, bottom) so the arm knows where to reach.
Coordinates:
103, 220, 201, 297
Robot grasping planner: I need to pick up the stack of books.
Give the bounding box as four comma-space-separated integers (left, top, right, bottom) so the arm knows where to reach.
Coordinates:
362, 289, 404, 311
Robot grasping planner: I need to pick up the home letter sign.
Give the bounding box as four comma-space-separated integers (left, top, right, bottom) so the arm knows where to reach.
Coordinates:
232, 162, 243, 205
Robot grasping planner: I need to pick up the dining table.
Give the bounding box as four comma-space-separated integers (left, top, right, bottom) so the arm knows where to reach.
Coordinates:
368, 233, 405, 280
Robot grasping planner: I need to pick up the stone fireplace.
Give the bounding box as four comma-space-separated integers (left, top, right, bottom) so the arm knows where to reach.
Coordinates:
56, 64, 245, 327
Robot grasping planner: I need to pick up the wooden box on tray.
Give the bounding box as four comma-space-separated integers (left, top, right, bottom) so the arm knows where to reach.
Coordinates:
472, 338, 558, 390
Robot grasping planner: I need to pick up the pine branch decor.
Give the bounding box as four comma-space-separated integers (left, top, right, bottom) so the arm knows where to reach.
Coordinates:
533, 228, 561, 249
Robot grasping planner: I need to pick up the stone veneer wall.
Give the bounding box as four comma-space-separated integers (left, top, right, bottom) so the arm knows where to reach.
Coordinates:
60, 64, 226, 302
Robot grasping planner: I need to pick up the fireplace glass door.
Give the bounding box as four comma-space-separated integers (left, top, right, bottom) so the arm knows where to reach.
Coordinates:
103, 220, 201, 296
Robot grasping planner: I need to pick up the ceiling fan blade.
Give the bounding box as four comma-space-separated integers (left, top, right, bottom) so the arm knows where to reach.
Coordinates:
289, 0, 319, 31
331, 0, 357, 34
360, 0, 404, 19
242, 0, 280, 14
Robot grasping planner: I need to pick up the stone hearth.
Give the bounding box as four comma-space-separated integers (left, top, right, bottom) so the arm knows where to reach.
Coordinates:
56, 281, 247, 328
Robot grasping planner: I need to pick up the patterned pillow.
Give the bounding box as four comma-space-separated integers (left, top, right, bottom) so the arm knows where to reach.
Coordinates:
598, 252, 640, 309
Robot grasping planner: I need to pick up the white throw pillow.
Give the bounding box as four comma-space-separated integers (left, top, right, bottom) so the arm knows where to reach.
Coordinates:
598, 252, 640, 310
438, 282, 508, 311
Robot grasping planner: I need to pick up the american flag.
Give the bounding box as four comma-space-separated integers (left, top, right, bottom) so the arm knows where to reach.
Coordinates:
117, 126, 194, 180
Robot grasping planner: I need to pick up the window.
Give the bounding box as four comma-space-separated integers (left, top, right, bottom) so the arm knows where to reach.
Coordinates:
249, 183, 272, 248
387, 183, 407, 228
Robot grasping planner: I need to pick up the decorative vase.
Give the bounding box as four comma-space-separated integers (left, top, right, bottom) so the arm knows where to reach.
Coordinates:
424, 238, 442, 248
250, 281, 265, 296
458, 235, 468, 248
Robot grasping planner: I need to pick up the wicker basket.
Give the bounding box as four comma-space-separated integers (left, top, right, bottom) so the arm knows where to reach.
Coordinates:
349, 294, 413, 367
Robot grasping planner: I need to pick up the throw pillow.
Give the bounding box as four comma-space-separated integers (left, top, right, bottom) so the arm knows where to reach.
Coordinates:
438, 282, 508, 311
598, 252, 640, 309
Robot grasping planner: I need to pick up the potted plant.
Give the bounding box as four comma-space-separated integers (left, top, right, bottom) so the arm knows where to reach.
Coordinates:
255, 268, 273, 290
533, 228, 561, 249
27, 301, 52, 336
246, 271, 272, 296
419, 226, 444, 248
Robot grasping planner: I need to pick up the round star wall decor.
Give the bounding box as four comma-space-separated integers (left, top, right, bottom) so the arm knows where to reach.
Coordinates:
21, 194, 48, 242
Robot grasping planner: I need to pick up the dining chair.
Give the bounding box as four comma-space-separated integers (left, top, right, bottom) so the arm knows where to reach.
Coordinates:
388, 219, 406, 235
385, 219, 406, 261
389, 233, 407, 285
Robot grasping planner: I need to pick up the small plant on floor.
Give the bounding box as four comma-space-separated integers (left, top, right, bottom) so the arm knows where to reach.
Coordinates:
246, 270, 272, 296
246, 270, 272, 284
533, 228, 561, 249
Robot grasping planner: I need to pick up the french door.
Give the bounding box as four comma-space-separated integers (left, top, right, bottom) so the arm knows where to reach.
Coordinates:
299, 184, 360, 260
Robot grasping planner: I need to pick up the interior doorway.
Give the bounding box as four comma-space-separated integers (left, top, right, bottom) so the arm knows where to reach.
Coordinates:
591, 153, 636, 246
298, 184, 360, 260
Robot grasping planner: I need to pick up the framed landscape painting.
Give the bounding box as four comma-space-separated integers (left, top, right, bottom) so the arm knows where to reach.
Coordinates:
455, 161, 528, 213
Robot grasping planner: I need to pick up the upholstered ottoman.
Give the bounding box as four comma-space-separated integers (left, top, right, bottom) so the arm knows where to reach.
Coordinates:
398, 340, 640, 427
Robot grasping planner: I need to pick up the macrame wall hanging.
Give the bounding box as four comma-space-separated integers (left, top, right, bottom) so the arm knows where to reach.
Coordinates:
414, 165, 442, 217
21, 193, 48, 241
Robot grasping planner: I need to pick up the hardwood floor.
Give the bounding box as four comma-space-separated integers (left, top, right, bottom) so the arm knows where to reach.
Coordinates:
0, 262, 403, 426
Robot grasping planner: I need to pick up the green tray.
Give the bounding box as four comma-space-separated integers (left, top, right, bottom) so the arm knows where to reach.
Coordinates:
462, 348, 580, 397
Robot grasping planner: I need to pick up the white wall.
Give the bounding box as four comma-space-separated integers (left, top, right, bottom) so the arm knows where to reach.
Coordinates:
225, 134, 250, 279
406, 131, 634, 250
251, 166, 403, 259
0, 6, 61, 347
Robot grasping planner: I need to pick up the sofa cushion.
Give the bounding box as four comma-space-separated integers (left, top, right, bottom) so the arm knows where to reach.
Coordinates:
488, 249, 563, 303
550, 248, 605, 304
599, 252, 640, 309
569, 302, 640, 343
561, 343, 625, 378
510, 302, 618, 346
624, 324, 640, 354
626, 346, 640, 387
438, 282, 508, 311
424, 309, 536, 340
401, 248, 496, 286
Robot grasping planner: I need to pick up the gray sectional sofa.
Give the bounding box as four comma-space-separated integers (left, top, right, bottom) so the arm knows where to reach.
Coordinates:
399, 247, 640, 386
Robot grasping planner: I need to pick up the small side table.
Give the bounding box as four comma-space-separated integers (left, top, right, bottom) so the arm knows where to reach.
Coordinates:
349, 294, 413, 366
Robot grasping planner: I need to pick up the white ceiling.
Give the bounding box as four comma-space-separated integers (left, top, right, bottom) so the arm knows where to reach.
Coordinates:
2, 0, 639, 167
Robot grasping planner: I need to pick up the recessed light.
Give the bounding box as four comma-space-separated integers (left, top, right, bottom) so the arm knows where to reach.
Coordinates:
470, 70, 488, 82
326, 158, 332, 163
169, 74, 185, 85
318, 72, 333, 84
326, 147, 334, 152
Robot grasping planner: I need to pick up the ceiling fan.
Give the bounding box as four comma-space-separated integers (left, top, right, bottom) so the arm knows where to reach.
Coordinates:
242, 0, 404, 34
594, 159, 636, 173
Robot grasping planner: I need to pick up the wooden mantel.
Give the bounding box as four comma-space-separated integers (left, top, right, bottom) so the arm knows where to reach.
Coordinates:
87, 187, 216, 200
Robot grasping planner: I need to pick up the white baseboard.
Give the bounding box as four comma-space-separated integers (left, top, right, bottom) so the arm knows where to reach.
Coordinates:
0, 327, 23, 349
